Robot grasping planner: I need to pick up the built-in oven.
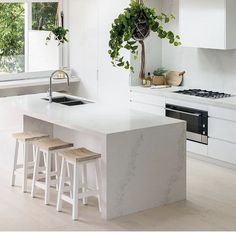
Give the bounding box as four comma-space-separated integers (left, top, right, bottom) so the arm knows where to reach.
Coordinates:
166, 104, 208, 145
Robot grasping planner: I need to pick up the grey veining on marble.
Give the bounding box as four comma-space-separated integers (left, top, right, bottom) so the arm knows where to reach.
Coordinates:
105, 123, 186, 219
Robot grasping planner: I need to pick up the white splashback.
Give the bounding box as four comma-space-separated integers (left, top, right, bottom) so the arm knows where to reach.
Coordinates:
162, 0, 236, 94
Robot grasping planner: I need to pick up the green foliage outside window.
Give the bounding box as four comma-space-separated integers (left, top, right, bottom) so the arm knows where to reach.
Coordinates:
0, 3, 25, 73
0, 2, 58, 74
32, 2, 58, 31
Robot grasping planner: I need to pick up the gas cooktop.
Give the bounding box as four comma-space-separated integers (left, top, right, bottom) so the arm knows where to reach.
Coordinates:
174, 89, 232, 99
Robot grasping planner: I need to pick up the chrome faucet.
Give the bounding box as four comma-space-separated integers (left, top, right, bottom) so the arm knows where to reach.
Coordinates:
48, 70, 70, 103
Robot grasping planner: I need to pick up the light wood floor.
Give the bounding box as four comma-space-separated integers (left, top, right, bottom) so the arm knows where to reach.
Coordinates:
0, 157, 236, 231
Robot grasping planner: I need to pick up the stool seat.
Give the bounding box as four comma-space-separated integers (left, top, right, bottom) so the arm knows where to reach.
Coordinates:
32, 138, 73, 151
61, 148, 101, 162
11, 132, 48, 193
12, 132, 49, 142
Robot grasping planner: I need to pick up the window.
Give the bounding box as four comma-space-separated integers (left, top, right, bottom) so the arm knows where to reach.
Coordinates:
0, 3, 25, 74
0, 0, 65, 81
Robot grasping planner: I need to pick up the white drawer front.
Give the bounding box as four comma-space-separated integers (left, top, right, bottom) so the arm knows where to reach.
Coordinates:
209, 117, 236, 143
187, 140, 208, 156
208, 138, 236, 165
209, 106, 236, 122
130, 92, 165, 107
130, 102, 165, 116
165, 98, 208, 111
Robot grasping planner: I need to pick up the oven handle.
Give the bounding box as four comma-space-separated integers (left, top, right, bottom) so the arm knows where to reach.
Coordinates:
166, 108, 201, 117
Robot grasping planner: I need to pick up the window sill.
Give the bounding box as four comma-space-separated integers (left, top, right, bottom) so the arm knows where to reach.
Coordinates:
0, 77, 80, 90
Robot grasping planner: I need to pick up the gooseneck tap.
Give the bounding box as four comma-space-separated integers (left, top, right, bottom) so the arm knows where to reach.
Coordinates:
49, 70, 70, 103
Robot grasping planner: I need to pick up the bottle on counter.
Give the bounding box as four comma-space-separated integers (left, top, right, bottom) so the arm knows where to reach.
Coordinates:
145, 72, 152, 87
142, 77, 147, 86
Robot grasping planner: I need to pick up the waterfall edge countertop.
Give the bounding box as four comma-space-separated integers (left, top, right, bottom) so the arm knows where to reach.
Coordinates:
0, 92, 186, 220
0, 92, 184, 136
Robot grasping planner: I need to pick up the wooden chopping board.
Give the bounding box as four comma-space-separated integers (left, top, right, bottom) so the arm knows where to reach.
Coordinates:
166, 71, 186, 86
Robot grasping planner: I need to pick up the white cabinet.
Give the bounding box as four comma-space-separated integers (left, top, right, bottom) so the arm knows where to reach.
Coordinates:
69, 0, 99, 100
130, 91, 165, 116
179, 0, 236, 49
208, 138, 236, 164
209, 117, 236, 143
98, 0, 130, 104
69, 0, 130, 103
208, 106, 236, 165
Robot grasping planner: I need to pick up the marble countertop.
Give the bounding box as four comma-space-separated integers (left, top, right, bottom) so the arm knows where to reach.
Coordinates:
0, 92, 183, 136
131, 86, 236, 110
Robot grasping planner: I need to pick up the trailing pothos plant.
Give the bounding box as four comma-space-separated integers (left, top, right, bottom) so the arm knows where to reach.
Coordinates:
46, 11, 69, 46
108, 0, 181, 80
46, 26, 69, 46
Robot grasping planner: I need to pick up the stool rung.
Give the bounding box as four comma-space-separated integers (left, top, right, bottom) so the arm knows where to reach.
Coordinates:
35, 178, 58, 189
61, 194, 73, 204
79, 190, 98, 199
35, 181, 46, 190
14, 169, 34, 175
36, 174, 46, 180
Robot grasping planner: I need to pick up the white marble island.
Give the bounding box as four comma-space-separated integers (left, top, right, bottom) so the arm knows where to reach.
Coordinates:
1, 93, 186, 219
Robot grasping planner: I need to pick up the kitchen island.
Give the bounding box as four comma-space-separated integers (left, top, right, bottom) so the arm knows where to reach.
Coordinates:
1, 92, 186, 219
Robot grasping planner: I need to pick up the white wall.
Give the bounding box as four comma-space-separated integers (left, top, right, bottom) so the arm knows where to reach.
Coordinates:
162, 0, 236, 94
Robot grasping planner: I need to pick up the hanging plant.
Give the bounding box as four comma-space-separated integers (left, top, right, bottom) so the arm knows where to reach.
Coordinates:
46, 26, 69, 46
108, 0, 181, 80
46, 10, 69, 46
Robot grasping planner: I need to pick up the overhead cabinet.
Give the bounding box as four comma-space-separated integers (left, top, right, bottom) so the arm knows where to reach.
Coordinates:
179, 0, 236, 49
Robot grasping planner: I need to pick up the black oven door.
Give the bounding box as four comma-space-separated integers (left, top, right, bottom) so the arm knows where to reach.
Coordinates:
166, 104, 208, 144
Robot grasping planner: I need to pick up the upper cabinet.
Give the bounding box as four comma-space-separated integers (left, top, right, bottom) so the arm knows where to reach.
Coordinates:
179, 0, 236, 49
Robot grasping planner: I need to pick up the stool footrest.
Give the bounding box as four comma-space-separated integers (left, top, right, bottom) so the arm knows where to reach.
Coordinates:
61, 194, 73, 204
35, 179, 58, 190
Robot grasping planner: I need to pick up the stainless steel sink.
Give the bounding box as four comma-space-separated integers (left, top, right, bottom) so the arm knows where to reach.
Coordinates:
42, 96, 91, 106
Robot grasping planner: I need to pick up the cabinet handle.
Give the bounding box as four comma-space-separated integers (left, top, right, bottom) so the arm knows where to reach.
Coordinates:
166, 108, 201, 117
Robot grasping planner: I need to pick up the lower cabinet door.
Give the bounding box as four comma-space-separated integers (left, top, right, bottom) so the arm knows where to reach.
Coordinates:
208, 138, 236, 165
130, 102, 165, 116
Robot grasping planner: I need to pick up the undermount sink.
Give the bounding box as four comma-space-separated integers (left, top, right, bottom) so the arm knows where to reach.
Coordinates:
42, 96, 91, 106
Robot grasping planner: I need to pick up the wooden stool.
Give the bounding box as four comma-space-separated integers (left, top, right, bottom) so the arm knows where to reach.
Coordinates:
31, 138, 73, 205
11, 132, 49, 193
57, 148, 102, 220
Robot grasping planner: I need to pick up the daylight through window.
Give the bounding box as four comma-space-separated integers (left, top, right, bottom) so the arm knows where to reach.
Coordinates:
0, 1, 60, 78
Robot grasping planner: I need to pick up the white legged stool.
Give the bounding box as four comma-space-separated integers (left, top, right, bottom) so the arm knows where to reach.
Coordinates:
11, 132, 49, 193
57, 148, 102, 220
31, 138, 73, 205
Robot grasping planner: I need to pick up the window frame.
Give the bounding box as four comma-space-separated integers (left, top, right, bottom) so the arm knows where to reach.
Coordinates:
0, 0, 68, 82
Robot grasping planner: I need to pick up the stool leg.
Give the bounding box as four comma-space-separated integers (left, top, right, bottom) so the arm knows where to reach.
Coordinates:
81, 163, 88, 205
95, 159, 102, 212
67, 162, 73, 198
11, 139, 19, 186
22, 142, 28, 193
72, 162, 79, 220
45, 152, 51, 205
55, 153, 60, 190
31, 146, 40, 198
57, 158, 66, 212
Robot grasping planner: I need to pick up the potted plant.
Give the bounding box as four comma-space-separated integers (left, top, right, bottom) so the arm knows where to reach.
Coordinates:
152, 67, 168, 85
46, 11, 69, 46
108, 0, 181, 81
